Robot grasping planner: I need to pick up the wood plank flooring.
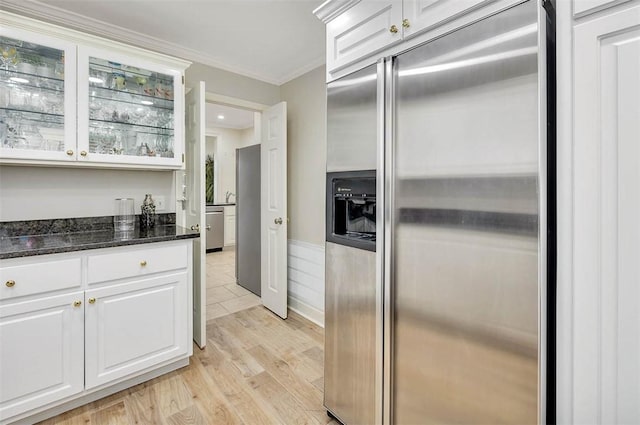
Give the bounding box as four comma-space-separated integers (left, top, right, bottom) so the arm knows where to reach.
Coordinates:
38, 307, 339, 425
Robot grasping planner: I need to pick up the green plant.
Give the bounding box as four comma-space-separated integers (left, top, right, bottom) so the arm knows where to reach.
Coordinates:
205, 155, 214, 204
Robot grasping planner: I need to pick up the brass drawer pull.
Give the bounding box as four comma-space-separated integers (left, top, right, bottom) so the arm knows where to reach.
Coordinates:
73, 300, 82, 307
88, 297, 96, 304
5, 280, 15, 288
390, 24, 398, 34
66, 150, 74, 156
140, 260, 147, 267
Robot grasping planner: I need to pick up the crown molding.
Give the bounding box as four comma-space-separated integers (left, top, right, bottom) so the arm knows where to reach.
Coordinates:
1, 0, 322, 86
278, 55, 326, 85
312, 0, 361, 23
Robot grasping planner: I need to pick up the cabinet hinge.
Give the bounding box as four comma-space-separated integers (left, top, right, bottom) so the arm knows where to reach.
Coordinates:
182, 153, 185, 163
182, 75, 185, 85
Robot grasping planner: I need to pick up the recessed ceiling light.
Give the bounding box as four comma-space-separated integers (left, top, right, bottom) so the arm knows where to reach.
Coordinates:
9, 77, 29, 84
141, 100, 154, 105
217, 114, 225, 120
88, 77, 104, 84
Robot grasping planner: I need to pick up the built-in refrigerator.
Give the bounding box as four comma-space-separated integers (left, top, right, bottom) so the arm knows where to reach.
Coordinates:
324, 1, 554, 423
236, 144, 261, 296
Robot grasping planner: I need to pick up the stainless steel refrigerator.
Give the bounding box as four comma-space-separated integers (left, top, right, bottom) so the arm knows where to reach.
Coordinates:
324, 1, 553, 423
236, 144, 261, 296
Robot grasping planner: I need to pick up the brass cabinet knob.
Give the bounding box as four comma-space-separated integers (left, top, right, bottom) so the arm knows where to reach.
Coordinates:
5, 280, 15, 288
88, 297, 96, 304
73, 300, 82, 307
140, 260, 147, 267
390, 24, 399, 34
66, 150, 74, 156
80, 150, 87, 157
274, 217, 283, 225
402, 18, 410, 28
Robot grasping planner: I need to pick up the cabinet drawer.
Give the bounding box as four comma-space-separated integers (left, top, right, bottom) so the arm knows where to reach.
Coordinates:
87, 243, 188, 284
0, 258, 81, 301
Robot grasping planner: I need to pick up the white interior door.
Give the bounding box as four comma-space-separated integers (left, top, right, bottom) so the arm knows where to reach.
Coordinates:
185, 81, 206, 347
261, 102, 288, 319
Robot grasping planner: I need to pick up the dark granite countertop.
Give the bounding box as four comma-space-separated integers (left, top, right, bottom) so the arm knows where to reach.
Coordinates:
0, 214, 200, 260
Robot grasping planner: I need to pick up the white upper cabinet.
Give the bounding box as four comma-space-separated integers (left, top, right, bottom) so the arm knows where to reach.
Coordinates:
0, 27, 77, 162
77, 46, 184, 168
0, 12, 189, 170
403, 0, 491, 39
574, 0, 633, 16
325, 0, 403, 72
317, 0, 502, 76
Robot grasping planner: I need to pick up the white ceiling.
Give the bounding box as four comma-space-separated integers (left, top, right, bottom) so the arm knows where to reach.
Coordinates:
206, 103, 254, 130
5, 0, 326, 85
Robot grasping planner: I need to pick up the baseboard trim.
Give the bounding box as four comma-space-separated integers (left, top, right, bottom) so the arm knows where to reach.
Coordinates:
288, 296, 324, 328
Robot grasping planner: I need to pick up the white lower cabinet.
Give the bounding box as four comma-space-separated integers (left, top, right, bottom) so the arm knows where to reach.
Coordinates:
0, 292, 84, 421
85, 273, 189, 389
224, 205, 236, 246
0, 240, 192, 424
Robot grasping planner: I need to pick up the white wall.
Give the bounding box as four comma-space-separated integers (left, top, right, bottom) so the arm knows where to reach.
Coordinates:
0, 166, 175, 221
279, 65, 327, 325
186, 62, 281, 106
280, 65, 327, 247
239, 127, 256, 147
207, 126, 257, 204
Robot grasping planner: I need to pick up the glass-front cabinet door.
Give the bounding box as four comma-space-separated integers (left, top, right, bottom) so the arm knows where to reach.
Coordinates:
0, 28, 76, 162
77, 47, 184, 168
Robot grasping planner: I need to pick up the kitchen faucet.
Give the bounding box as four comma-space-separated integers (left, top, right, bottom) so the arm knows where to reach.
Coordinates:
225, 191, 235, 203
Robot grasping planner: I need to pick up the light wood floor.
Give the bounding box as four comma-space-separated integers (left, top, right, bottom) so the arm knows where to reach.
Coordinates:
39, 306, 339, 425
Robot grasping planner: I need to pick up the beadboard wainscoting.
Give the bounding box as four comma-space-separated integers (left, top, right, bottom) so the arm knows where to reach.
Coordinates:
287, 240, 325, 327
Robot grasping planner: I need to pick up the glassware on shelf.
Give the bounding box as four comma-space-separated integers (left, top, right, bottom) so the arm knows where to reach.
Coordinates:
1, 35, 66, 155
86, 56, 176, 159
0, 44, 19, 72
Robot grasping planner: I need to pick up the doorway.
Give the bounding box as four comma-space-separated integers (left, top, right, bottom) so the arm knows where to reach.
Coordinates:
204, 101, 262, 319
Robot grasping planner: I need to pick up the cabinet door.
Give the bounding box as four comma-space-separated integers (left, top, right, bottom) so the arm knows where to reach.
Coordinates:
84, 273, 189, 389
572, 5, 640, 424
402, 0, 492, 39
326, 0, 402, 73
574, 0, 633, 16
0, 292, 84, 421
224, 206, 236, 246
77, 46, 184, 169
0, 27, 77, 163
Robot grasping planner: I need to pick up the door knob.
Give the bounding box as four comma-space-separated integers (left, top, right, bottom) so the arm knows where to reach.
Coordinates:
190, 224, 200, 231
206, 225, 211, 230
274, 217, 283, 225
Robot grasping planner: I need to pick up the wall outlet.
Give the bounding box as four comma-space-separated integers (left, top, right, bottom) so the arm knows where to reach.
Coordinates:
155, 196, 166, 211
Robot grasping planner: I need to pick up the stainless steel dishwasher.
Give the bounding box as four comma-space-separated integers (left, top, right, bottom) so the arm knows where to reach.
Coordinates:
205, 206, 224, 252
